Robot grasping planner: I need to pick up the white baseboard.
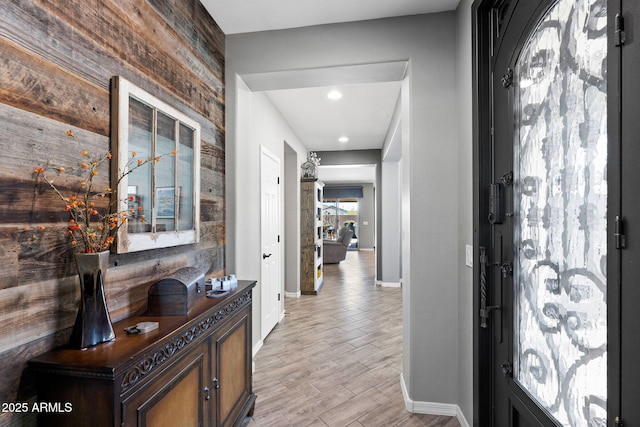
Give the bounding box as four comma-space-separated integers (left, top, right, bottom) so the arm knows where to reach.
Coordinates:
456, 406, 471, 427
375, 280, 402, 288
284, 290, 301, 298
400, 373, 471, 427
252, 339, 263, 359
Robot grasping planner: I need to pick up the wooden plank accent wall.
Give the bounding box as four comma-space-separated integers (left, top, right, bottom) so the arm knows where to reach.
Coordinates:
0, 1, 225, 425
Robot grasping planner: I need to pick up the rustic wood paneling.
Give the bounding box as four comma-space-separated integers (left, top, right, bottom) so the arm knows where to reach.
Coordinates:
0, 38, 110, 136
0, 0, 224, 134
0, 329, 70, 426
147, 0, 226, 78
0, 0, 225, 424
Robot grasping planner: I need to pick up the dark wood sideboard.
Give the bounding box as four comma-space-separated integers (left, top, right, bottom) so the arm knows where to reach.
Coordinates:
29, 280, 257, 427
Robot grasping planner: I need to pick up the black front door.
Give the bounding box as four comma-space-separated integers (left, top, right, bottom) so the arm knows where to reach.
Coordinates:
619, 1, 640, 426
474, 0, 620, 425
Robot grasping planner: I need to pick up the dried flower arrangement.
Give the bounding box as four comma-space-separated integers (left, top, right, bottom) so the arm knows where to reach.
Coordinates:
32, 130, 174, 253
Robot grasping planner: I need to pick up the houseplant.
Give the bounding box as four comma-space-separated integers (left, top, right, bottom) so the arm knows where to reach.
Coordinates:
33, 130, 173, 348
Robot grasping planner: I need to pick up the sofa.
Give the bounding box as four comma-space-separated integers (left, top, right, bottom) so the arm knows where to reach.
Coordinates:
323, 230, 353, 264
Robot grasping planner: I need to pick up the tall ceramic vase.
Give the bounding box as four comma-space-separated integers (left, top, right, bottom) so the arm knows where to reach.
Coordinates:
69, 251, 116, 349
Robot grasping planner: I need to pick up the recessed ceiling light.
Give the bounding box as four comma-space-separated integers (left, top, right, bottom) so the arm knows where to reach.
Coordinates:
327, 90, 342, 100
338, 136, 349, 143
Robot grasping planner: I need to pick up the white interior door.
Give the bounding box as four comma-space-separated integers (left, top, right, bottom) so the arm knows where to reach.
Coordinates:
260, 146, 281, 339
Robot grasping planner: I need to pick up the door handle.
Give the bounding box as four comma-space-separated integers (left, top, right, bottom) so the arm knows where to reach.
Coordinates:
263, 253, 272, 259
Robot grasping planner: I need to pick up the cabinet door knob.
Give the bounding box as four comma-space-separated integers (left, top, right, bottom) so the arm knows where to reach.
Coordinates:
212, 377, 220, 390
204, 386, 210, 400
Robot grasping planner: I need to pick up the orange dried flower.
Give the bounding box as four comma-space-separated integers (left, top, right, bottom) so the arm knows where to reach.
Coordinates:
33, 129, 174, 254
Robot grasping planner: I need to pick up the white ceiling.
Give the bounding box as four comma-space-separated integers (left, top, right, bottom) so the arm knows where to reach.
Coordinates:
202, 0, 461, 35
265, 81, 403, 152
201, 0, 460, 184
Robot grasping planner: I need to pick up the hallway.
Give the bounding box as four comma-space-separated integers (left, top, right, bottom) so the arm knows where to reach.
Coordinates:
249, 251, 461, 426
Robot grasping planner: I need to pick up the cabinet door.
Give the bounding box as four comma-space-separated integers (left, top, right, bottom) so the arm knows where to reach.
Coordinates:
121, 341, 208, 427
211, 308, 252, 427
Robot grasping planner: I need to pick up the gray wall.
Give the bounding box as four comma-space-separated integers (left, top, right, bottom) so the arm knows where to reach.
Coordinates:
358, 183, 376, 250
284, 142, 301, 296
381, 103, 403, 285
226, 12, 463, 411
456, 0, 475, 422
228, 86, 308, 345
381, 161, 402, 284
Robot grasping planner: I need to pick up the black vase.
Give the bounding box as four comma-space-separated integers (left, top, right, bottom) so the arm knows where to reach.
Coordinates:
69, 251, 115, 349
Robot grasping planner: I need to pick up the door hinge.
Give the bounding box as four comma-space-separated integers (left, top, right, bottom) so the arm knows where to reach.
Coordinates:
501, 68, 513, 88
277, 176, 280, 184
615, 14, 625, 47
500, 262, 513, 278
615, 416, 624, 427
501, 360, 513, 378
278, 235, 280, 243
615, 216, 626, 249
278, 293, 281, 301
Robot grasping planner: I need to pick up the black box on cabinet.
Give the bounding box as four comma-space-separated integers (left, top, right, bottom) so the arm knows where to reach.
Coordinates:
148, 267, 205, 315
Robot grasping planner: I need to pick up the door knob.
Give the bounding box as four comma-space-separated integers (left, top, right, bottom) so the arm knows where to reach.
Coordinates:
263, 253, 272, 259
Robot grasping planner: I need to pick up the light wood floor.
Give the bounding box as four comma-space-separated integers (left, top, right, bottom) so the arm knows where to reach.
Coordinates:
248, 250, 461, 427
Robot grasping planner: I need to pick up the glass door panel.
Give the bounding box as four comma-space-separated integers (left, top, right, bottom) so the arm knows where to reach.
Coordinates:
514, 0, 607, 425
